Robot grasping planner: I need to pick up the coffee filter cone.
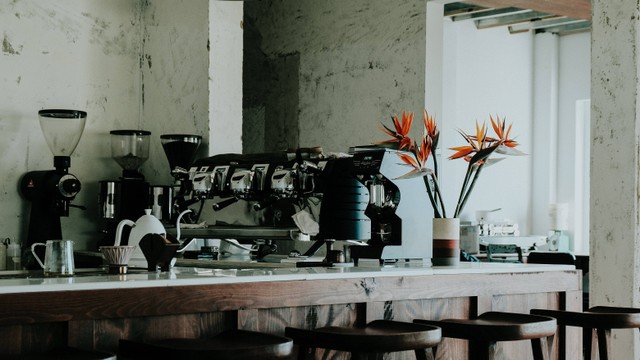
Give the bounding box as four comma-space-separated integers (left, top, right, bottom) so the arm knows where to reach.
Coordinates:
99, 245, 136, 265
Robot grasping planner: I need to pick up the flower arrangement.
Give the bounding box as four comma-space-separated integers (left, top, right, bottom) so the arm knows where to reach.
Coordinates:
376, 109, 524, 218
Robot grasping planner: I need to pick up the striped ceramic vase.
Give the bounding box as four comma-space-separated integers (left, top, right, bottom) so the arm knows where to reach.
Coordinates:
432, 218, 460, 266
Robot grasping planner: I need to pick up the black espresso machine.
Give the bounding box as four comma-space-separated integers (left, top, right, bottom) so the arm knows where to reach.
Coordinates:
179, 147, 433, 265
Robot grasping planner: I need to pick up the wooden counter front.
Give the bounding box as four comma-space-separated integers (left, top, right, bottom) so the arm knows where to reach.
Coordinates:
0, 263, 581, 359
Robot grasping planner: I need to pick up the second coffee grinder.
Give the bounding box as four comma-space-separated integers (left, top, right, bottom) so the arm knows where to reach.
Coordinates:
98, 130, 151, 247
160, 134, 202, 223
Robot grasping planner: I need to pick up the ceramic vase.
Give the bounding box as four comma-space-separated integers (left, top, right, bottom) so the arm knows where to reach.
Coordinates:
432, 218, 460, 266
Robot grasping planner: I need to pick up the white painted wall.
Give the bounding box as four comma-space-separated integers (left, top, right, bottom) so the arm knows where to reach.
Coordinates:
440, 20, 590, 240
210, 1, 243, 155
441, 20, 534, 232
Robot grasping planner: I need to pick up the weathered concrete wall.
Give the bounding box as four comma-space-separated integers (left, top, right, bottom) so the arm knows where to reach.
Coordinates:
591, 0, 640, 357
0, 1, 212, 250
0, 1, 142, 249
244, 0, 427, 153
140, 0, 210, 181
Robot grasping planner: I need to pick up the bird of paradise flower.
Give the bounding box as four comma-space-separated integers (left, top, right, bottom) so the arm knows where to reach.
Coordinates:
376, 110, 525, 218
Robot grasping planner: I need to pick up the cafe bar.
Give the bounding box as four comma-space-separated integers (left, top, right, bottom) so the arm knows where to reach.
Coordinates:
0, 0, 638, 359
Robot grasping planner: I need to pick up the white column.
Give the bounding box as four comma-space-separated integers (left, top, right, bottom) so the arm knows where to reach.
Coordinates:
209, 1, 244, 155
531, 33, 559, 235
591, 0, 640, 357
424, 2, 444, 116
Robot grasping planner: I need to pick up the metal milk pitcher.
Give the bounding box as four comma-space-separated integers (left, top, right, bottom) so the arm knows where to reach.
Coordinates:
31, 240, 75, 276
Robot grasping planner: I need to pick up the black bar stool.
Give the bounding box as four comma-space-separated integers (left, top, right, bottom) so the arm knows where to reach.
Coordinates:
2, 347, 115, 359
414, 311, 557, 360
118, 329, 293, 360
285, 320, 442, 360
532, 306, 640, 360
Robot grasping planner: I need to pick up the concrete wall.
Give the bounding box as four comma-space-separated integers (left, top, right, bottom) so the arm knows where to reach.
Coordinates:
0, 1, 217, 251
243, 0, 428, 154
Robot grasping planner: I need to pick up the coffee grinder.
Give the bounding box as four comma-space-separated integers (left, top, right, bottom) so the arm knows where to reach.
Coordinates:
20, 109, 87, 268
160, 134, 202, 222
98, 130, 151, 246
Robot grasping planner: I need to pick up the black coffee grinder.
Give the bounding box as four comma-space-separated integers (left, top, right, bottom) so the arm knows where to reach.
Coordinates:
160, 134, 202, 222
20, 109, 87, 268
98, 130, 151, 246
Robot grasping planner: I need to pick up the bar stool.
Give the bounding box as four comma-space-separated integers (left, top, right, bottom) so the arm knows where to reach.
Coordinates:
414, 311, 557, 360
118, 329, 293, 360
284, 320, 442, 359
532, 306, 640, 360
2, 347, 116, 359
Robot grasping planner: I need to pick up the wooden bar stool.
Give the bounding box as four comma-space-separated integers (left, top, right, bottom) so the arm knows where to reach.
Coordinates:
284, 320, 442, 360
118, 329, 293, 360
414, 311, 557, 360
532, 306, 640, 360
2, 347, 116, 359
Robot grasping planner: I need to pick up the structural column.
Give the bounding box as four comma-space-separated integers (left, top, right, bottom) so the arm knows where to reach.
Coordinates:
591, 0, 640, 357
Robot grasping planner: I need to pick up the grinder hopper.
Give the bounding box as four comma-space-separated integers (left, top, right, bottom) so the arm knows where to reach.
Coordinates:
160, 134, 202, 178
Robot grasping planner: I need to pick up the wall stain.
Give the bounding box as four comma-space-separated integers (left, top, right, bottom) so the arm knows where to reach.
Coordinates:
2, 33, 19, 55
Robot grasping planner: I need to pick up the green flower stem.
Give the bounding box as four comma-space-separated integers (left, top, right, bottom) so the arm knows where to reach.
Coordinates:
431, 149, 440, 210
429, 172, 447, 218
455, 163, 485, 218
454, 161, 475, 217
423, 175, 442, 218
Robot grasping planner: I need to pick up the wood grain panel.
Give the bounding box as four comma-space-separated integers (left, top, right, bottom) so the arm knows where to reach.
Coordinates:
0, 270, 582, 358
0, 270, 580, 327
67, 312, 235, 354
0, 323, 67, 356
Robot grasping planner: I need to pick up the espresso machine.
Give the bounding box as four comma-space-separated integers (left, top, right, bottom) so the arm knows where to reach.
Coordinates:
98, 130, 151, 246
179, 147, 432, 265
20, 109, 87, 268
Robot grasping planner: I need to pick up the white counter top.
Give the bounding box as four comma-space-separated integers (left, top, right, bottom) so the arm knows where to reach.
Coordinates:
0, 262, 575, 295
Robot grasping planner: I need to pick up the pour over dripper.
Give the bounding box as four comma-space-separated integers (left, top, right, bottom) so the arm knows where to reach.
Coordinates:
110, 130, 151, 179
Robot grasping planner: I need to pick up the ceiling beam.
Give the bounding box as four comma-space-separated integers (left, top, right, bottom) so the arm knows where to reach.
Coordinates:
461, 0, 591, 20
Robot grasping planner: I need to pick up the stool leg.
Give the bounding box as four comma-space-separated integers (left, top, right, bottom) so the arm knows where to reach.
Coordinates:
296, 345, 311, 360
596, 328, 611, 360
584, 328, 594, 360
414, 347, 435, 360
469, 340, 495, 360
531, 337, 551, 360
350, 351, 381, 360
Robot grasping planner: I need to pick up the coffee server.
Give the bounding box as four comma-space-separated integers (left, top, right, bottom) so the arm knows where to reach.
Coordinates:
98, 130, 151, 247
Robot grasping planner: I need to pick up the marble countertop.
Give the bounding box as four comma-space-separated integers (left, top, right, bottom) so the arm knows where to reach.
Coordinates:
0, 262, 575, 295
